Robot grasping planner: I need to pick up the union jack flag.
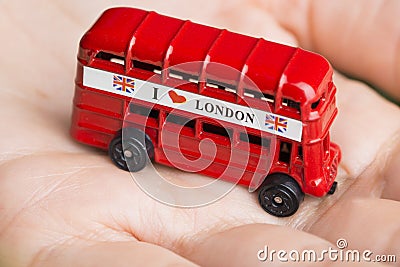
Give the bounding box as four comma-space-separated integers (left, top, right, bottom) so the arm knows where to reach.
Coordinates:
113, 75, 135, 94
265, 114, 288, 133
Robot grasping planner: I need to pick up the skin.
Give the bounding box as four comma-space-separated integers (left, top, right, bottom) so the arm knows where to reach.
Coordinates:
0, 0, 399, 266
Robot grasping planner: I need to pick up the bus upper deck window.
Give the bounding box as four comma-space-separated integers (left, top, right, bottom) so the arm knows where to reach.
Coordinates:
311, 99, 321, 109
132, 60, 162, 75
168, 69, 200, 85
206, 79, 237, 95
244, 89, 263, 99
311, 93, 326, 110
261, 93, 274, 104
282, 98, 300, 113
244, 89, 275, 105
95, 51, 125, 66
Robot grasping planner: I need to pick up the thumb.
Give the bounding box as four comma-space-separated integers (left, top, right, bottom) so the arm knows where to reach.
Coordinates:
263, 0, 400, 103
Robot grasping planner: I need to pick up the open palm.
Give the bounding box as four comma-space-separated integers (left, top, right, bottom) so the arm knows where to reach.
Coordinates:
1, 1, 399, 266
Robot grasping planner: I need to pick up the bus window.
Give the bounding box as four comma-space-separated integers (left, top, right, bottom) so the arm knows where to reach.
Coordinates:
189, 77, 199, 84
166, 113, 195, 129
239, 132, 270, 148
297, 145, 303, 160
311, 99, 320, 109
244, 89, 275, 104
282, 98, 300, 112
95, 51, 125, 66
261, 93, 274, 104
132, 60, 162, 74
168, 69, 200, 84
279, 141, 292, 164
206, 79, 236, 95
168, 70, 184, 80
202, 122, 232, 139
311, 94, 326, 110
206, 81, 219, 89
130, 103, 159, 120
244, 88, 262, 99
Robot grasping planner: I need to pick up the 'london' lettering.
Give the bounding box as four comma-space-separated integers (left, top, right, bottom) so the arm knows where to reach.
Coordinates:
194, 100, 255, 124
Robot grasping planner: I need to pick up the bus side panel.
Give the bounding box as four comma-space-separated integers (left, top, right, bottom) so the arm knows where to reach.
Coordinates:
71, 108, 115, 150
73, 86, 125, 118
160, 129, 271, 173
71, 85, 125, 149
155, 148, 264, 187
123, 120, 159, 152
302, 142, 325, 197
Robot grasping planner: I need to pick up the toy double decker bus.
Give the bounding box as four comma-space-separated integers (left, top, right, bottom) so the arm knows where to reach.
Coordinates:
71, 7, 341, 217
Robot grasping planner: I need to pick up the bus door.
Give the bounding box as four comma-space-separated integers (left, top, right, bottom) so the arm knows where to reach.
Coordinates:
276, 140, 304, 184
277, 140, 293, 169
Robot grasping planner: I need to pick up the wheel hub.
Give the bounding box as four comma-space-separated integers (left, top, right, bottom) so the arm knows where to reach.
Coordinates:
124, 150, 133, 158
273, 196, 283, 204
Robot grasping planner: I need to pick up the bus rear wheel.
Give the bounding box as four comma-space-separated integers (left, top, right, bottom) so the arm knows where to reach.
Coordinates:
258, 174, 304, 217
109, 129, 152, 172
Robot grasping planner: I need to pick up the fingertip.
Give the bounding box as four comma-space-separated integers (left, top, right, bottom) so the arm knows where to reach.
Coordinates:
185, 224, 335, 266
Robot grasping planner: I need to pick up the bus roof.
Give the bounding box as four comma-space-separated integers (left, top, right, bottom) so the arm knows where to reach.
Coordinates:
80, 7, 332, 103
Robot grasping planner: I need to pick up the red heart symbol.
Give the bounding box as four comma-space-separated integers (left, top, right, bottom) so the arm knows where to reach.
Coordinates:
168, 90, 186, 104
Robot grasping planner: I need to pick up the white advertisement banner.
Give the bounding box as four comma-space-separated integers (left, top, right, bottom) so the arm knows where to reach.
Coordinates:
83, 66, 302, 142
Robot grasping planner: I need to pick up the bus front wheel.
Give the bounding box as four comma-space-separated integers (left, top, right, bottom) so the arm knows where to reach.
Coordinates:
109, 129, 152, 172
258, 174, 304, 217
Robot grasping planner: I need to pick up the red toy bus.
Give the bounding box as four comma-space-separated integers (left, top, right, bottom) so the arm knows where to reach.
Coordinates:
71, 7, 341, 217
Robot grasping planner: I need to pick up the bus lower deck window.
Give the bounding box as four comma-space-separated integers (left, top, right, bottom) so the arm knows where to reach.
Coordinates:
239, 132, 270, 148
130, 104, 159, 119
202, 122, 232, 139
166, 113, 195, 129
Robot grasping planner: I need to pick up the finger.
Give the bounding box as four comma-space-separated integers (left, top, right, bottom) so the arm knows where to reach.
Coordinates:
309, 197, 400, 260
182, 224, 387, 266
308, 153, 400, 257
263, 0, 400, 102
330, 74, 400, 178
27, 241, 197, 267
382, 141, 400, 201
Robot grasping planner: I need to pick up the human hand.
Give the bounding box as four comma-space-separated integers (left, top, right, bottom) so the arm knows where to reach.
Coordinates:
0, 0, 399, 266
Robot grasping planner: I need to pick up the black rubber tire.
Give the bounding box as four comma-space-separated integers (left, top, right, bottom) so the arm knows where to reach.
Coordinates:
109, 129, 153, 172
109, 135, 130, 171
258, 174, 304, 217
328, 181, 337, 195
